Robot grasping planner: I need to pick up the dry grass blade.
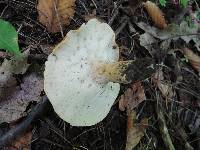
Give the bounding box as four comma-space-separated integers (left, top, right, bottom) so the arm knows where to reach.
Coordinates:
37, 0, 75, 33
143, 1, 167, 29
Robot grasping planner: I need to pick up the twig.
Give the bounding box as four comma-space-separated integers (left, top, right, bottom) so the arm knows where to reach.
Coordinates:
155, 100, 175, 150
0, 96, 50, 149
115, 17, 129, 36
108, 3, 119, 26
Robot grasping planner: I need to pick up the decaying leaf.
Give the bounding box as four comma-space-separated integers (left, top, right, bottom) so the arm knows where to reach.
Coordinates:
137, 20, 200, 51
37, 0, 75, 33
0, 70, 44, 123
139, 32, 157, 52
3, 127, 32, 150
126, 111, 148, 150
0, 53, 30, 91
181, 48, 200, 75
152, 70, 173, 99
143, 1, 167, 29
119, 82, 146, 114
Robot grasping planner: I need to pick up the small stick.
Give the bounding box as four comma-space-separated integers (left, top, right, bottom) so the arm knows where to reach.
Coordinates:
156, 101, 175, 150
115, 17, 129, 36
0, 96, 50, 149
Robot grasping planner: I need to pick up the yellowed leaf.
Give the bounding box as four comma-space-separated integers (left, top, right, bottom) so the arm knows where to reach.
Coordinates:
119, 82, 146, 114
182, 48, 200, 75
143, 1, 167, 29
126, 111, 148, 150
152, 70, 173, 99
37, 0, 75, 33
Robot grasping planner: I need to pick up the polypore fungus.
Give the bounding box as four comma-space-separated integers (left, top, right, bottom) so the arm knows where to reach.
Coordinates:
44, 19, 154, 126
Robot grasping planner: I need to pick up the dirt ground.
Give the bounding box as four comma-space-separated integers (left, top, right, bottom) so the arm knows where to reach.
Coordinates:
0, 0, 200, 150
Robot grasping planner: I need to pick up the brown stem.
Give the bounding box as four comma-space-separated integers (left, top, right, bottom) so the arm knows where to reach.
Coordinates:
96, 58, 155, 84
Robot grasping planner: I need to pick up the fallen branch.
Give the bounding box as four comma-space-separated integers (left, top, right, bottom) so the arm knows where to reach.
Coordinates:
0, 96, 50, 149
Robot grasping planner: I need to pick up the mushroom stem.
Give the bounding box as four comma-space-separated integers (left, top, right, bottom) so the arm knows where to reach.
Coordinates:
96, 58, 155, 84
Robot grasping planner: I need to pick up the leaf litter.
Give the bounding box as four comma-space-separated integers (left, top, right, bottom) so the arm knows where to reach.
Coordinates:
1, 0, 200, 149
0, 52, 44, 123
119, 81, 146, 114
119, 82, 148, 149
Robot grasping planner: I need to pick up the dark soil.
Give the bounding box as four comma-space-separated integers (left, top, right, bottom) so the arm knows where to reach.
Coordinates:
0, 0, 200, 150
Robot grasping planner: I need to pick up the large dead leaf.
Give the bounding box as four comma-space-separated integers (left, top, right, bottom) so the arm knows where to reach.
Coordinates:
138, 20, 200, 51
152, 70, 173, 99
181, 48, 200, 75
37, 0, 75, 33
119, 82, 146, 114
143, 1, 167, 29
126, 111, 148, 150
0, 69, 44, 123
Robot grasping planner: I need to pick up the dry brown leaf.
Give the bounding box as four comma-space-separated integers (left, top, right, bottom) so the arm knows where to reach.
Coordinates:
143, 1, 167, 29
152, 70, 173, 99
182, 48, 200, 75
126, 111, 148, 150
119, 82, 146, 114
3, 128, 32, 150
37, 0, 75, 33
0, 71, 44, 123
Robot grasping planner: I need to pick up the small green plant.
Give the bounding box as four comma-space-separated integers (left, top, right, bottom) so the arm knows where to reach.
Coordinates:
159, 0, 189, 7
0, 19, 21, 57
159, 0, 167, 6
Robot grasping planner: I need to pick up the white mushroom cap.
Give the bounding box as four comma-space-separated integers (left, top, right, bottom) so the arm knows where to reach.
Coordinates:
44, 19, 120, 126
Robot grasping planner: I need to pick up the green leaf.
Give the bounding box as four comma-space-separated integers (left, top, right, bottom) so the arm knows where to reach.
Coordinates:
159, 0, 167, 6
180, 0, 188, 7
0, 19, 21, 57
197, 11, 200, 20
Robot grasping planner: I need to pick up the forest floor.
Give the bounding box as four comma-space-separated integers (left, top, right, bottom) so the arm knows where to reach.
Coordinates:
0, 0, 200, 150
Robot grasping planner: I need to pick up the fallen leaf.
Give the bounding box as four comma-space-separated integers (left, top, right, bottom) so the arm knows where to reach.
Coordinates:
137, 20, 200, 51
119, 82, 146, 114
0, 66, 44, 123
139, 32, 157, 52
152, 70, 173, 99
181, 48, 200, 75
0, 53, 30, 91
143, 1, 167, 29
37, 0, 75, 33
126, 111, 148, 150
3, 127, 32, 150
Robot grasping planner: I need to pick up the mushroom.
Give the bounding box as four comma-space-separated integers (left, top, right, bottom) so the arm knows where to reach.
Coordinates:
44, 19, 154, 126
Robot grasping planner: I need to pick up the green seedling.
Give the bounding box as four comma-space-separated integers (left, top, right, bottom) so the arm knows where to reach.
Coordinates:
159, 0, 189, 7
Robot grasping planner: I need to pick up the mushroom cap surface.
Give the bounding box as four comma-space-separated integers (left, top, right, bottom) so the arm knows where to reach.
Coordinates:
44, 19, 120, 126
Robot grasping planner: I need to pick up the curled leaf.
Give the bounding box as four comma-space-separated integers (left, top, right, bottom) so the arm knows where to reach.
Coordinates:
182, 48, 200, 75
119, 82, 146, 114
152, 70, 173, 99
126, 111, 148, 150
143, 1, 167, 29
